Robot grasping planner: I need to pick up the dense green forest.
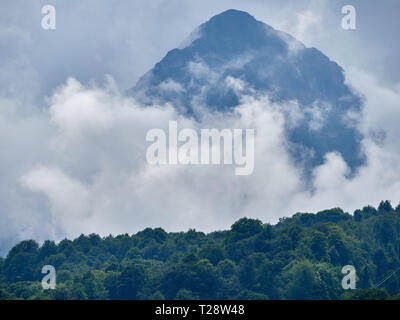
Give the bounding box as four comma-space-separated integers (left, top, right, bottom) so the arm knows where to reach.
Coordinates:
1, 201, 400, 300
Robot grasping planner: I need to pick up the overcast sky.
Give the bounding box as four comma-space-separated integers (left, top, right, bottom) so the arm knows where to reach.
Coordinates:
1, 0, 400, 255
1, 0, 399, 98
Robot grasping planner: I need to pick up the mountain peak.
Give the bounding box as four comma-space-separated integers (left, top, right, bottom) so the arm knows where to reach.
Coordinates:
208, 9, 256, 23
133, 10, 364, 172
196, 9, 275, 52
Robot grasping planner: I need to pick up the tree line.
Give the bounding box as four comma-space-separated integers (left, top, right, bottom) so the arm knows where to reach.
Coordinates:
1, 201, 400, 300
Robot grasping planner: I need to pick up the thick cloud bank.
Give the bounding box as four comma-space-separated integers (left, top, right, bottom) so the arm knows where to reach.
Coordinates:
1, 69, 400, 255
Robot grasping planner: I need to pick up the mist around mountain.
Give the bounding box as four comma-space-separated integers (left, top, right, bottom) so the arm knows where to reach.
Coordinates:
2, 9, 398, 301
134, 9, 364, 172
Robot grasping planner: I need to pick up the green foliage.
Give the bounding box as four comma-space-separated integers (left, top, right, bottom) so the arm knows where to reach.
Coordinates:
1, 202, 400, 300
341, 288, 389, 300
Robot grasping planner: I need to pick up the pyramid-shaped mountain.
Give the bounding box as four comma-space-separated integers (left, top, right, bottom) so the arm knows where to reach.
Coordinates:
133, 9, 364, 171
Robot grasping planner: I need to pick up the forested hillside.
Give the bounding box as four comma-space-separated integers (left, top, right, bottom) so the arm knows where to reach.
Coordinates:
1, 201, 400, 300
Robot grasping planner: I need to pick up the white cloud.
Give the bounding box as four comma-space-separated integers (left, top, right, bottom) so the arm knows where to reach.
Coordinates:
159, 79, 185, 93
293, 10, 323, 43
346, 67, 400, 150
21, 166, 91, 235
0, 66, 400, 256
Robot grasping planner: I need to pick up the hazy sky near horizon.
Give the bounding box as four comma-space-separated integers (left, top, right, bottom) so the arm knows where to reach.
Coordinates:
1, 0, 400, 255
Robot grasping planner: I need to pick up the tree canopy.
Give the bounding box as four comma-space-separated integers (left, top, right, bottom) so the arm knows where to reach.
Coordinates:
1, 201, 399, 300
